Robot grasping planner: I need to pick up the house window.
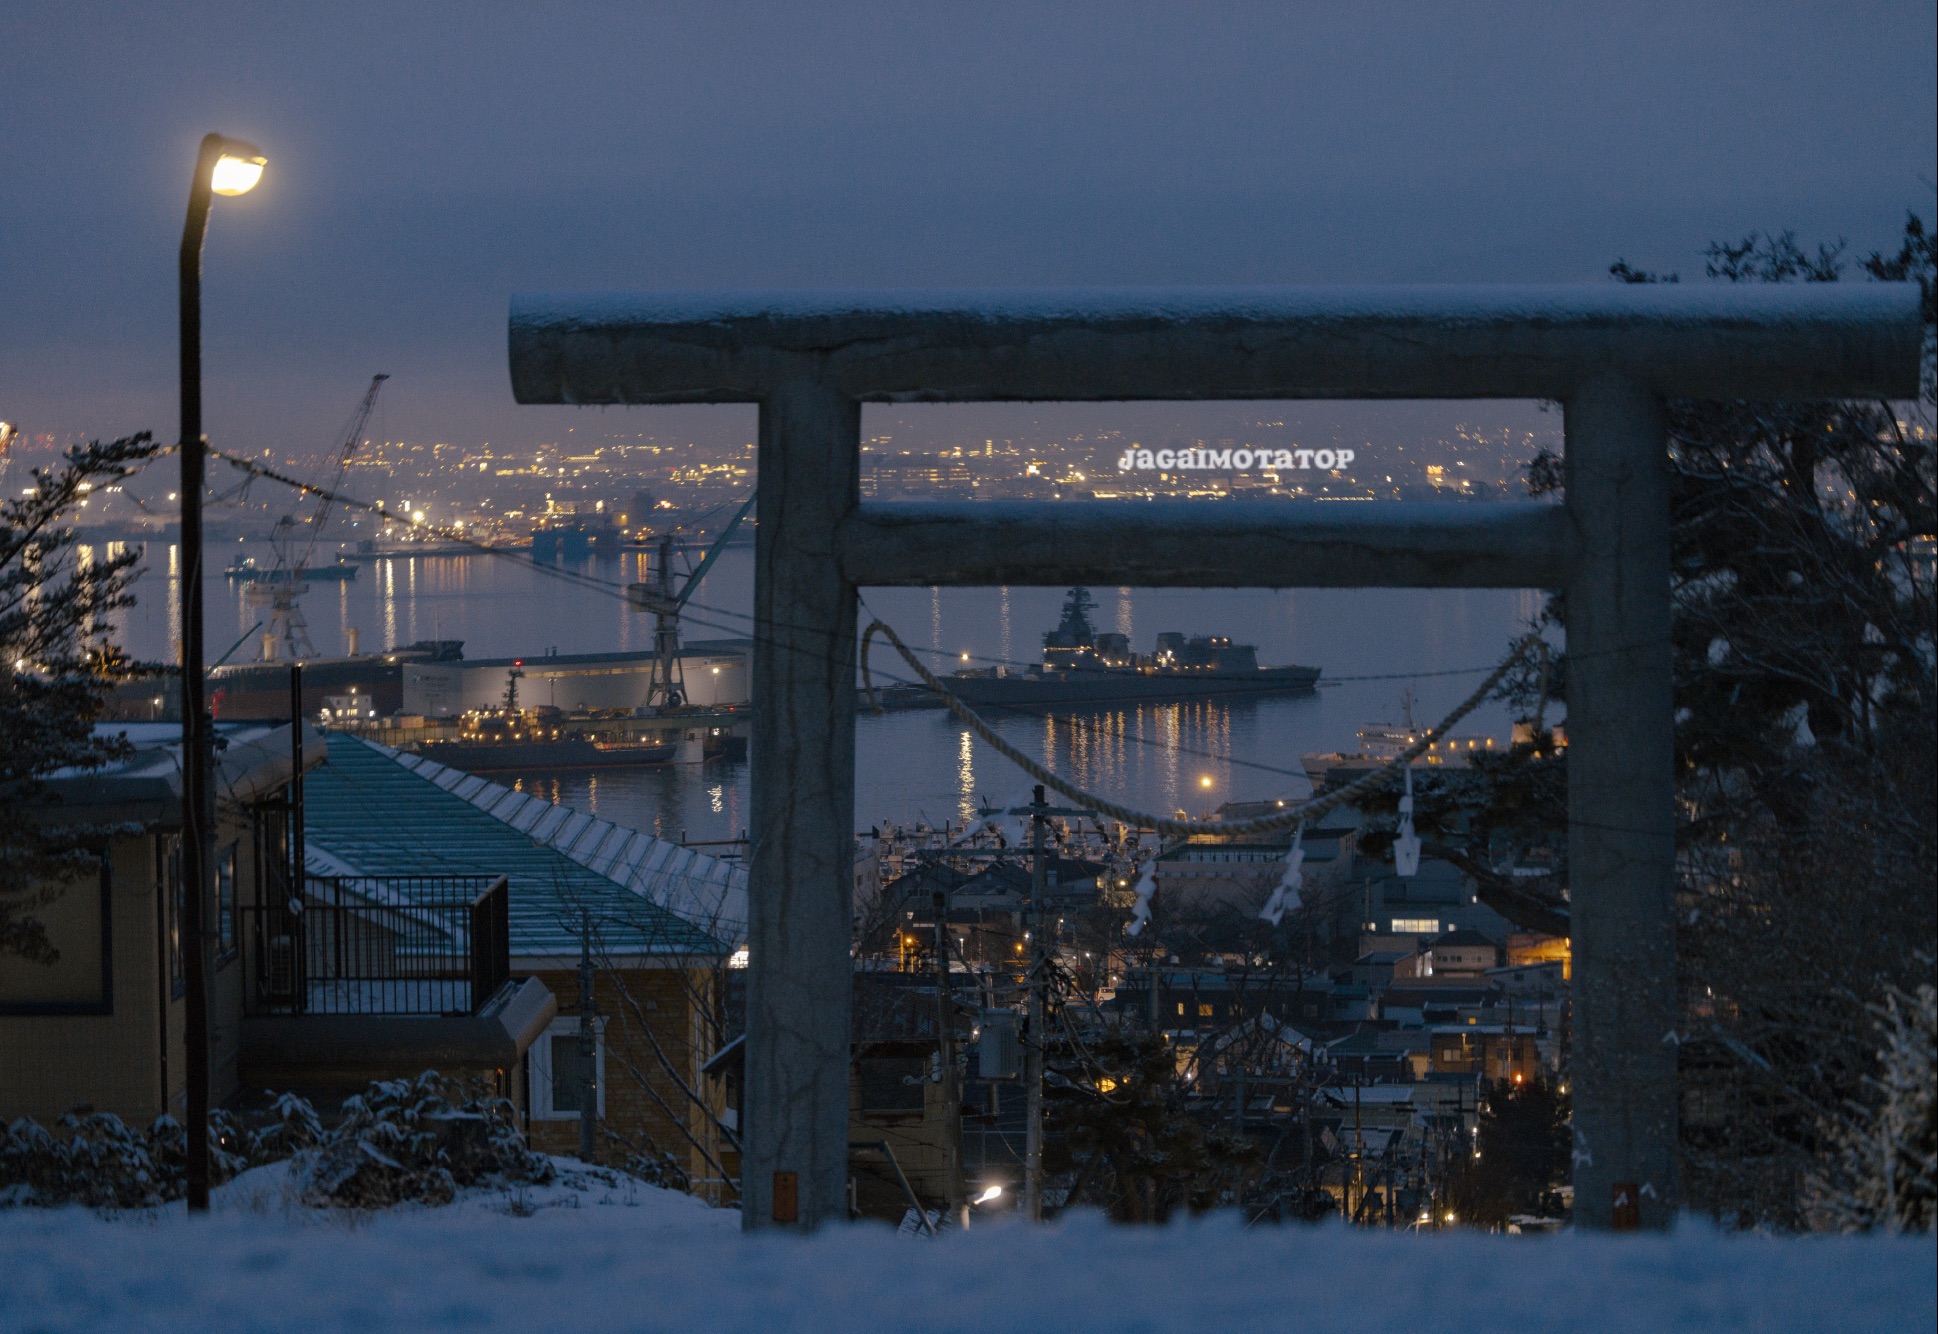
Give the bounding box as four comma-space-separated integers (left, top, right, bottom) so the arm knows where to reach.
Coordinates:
216, 844, 237, 960
1391, 918, 1440, 935
529, 1016, 605, 1120
857, 1057, 927, 1114
1198, 1003, 1215, 1018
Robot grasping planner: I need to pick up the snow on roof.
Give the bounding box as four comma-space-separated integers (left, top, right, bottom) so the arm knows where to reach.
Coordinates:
1319, 1085, 1421, 1104
302, 734, 732, 960
513, 282, 1916, 333
384, 745, 748, 943
1431, 928, 1500, 948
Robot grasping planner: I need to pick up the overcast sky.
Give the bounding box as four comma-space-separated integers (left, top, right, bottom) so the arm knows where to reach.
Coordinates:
3, 2, 1932, 455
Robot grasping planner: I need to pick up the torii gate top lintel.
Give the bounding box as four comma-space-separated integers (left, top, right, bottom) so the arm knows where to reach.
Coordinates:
510, 284, 1919, 406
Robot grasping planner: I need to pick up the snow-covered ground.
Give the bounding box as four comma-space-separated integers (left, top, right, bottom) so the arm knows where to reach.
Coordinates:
1, 1167, 1930, 1333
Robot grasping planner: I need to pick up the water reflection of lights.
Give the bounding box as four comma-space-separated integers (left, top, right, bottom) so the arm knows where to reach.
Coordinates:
956, 729, 976, 823
382, 560, 397, 650
166, 543, 181, 662
1013, 702, 1254, 816
708, 783, 725, 814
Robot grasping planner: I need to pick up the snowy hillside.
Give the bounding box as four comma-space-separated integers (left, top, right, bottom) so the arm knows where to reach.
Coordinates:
1, 1178, 1931, 1334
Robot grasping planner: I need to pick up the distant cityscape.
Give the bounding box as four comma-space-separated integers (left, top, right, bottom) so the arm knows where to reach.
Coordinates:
26, 411, 1567, 550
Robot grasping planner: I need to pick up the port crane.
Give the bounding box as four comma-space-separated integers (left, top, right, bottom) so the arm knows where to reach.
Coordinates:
625, 491, 755, 710
252, 374, 388, 660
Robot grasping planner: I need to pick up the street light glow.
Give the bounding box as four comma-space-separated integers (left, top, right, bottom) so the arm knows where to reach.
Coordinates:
210, 146, 267, 196
973, 1185, 1003, 1204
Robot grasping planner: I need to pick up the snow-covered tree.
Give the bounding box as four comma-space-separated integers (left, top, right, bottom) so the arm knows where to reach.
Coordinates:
1, 433, 161, 963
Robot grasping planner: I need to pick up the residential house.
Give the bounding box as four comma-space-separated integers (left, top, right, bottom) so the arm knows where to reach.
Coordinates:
1421, 928, 1503, 978
1348, 854, 1512, 962
298, 736, 740, 1193
1378, 983, 1501, 1029
875, 855, 1102, 971
1153, 824, 1356, 915
1506, 931, 1572, 979
1429, 1026, 1544, 1085
1, 722, 327, 1125
1346, 948, 1422, 989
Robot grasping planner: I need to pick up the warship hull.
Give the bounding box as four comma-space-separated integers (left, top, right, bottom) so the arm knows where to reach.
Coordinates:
932, 663, 1320, 710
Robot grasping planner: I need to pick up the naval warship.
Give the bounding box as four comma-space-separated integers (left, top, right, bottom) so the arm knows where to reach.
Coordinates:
894, 587, 1321, 710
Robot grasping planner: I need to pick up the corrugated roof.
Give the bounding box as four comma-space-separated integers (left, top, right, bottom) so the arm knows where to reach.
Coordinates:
384, 748, 748, 943
304, 733, 729, 960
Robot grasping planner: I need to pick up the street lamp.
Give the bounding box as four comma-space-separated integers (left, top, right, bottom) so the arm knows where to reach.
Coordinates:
178, 131, 265, 1213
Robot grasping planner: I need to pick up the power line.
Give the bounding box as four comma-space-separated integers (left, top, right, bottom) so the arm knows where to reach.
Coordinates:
190, 454, 1574, 793
203, 447, 1599, 682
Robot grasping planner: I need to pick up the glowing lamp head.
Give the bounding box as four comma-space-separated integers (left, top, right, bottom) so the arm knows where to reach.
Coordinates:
1199, 775, 1213, 789
209, 142, 267, 196
973, 1185, 1003, 1205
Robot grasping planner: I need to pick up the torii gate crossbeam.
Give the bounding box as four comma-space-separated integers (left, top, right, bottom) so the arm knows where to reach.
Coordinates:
508, 284, 1920, 1232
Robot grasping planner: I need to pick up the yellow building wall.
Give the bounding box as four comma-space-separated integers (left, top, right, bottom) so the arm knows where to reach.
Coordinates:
524, 965, 728, 1196
1, 836, 169, 1124
1, 818, 260, 1129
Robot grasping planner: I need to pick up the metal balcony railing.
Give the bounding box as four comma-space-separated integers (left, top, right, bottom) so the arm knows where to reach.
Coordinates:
244, 874, 510, 1017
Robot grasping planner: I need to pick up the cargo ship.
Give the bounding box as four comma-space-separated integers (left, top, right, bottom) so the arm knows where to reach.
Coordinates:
883, 588, 1320, 710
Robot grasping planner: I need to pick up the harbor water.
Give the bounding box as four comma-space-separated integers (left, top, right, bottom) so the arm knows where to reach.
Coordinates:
106, 539, 1551, 844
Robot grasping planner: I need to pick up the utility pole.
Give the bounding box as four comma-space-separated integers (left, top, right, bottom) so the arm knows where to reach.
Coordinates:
1023, 784, 1047, 1222
578, 909, 598, 1163
289, 662, 305, 904
932, 890, 966, 1228
1353, 1078, 1364, 1225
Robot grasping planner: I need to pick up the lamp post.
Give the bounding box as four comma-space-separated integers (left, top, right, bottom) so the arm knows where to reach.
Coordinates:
179, 132, 265, 1213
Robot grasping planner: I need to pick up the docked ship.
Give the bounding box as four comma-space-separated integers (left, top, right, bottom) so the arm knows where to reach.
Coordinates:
898, 587, 1321, 710
335, 536, 505, 561
410, 700, 749, 773
1297, 689, 1548, 792
417, 708, 678, 772
224, 554, 358, 581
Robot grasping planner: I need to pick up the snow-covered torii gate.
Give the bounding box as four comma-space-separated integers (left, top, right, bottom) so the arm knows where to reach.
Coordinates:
508, 284, 1920, 1232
